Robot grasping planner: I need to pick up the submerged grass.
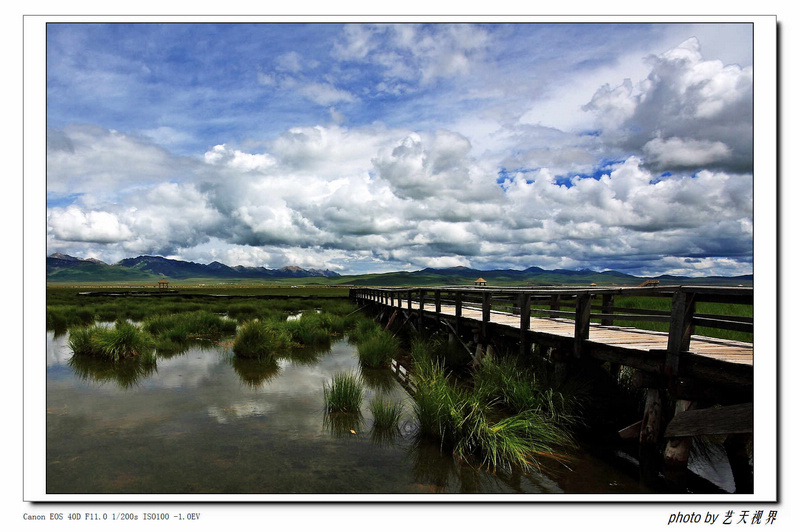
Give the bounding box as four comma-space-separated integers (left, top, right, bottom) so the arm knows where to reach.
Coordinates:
323, 371, 365, 413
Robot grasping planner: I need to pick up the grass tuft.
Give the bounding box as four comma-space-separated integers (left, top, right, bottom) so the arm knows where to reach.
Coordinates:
323, 371, 365, 413
68, 321, 156, 363
232, 319, 294, 359
369, 397, 403, 431
410, 354, 577, 472
356, 329, 400, 368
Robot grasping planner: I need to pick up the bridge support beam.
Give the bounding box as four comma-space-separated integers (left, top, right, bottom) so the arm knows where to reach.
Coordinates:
663, 399, 695, 485
639, 387, 664, 487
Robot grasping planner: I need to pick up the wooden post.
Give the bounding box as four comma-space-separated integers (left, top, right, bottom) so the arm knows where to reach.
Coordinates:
639, 388, 664, 486
663, 399, 695, 482
573, 293, 591, 358
473, 344, 485, 367
455, 291, 463, 335
666, 291, 696, 381
481, 291, 492, 339
549, 294, 561, 318
407, 290, 412, 311
418, 289, 425, 331
435, 290, 441, 320
551, 348, 568, 386
519, 293, 531, 357
601, 294, 614, 326
640, 389, 664, 445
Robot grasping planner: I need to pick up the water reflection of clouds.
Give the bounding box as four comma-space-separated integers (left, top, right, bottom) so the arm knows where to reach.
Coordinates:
46, 331, 71, 367
49, 334, 410, 445
206, 400, 276, 424
201, 340, 369, 433
148, 348, 227, 389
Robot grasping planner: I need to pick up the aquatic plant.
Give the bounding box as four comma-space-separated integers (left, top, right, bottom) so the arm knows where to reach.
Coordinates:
472, 354, 584, 426
410, 336, 443, 374
356, 330, 400, 368
232, 319, 294, 359
68, 321, 156, 363
369, 397, 403, 431
410, 358, 576, 472
348, 317, 382, 342
323, 371, 364, 413
285, 313, 332, 346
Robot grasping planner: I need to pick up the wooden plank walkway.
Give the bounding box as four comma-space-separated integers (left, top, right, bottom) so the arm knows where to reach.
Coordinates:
352, 285, 754, 393
388, 297, 753, 367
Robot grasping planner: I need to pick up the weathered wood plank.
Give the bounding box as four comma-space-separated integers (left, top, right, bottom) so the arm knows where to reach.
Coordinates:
664, 403, 753, 437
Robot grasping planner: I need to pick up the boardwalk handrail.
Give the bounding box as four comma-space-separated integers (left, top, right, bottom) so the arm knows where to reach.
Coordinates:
349, 285, 753, 355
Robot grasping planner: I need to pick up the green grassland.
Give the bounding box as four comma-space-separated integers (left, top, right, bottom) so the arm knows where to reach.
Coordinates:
47, 284, 752, 344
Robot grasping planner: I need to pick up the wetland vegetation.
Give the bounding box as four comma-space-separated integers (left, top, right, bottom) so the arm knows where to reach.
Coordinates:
45, 285, 746, 493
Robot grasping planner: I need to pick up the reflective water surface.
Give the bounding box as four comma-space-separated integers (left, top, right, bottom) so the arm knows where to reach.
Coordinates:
47, 331, 651, 495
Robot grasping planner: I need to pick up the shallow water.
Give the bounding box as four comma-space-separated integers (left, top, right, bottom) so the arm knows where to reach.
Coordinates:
46, 331, 653, 495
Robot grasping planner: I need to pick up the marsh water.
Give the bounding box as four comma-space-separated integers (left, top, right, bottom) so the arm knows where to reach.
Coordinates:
47, 329, 668, 495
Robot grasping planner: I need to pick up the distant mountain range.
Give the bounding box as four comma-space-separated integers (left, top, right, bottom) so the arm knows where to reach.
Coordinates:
46, 254, 341, 281
45, 253, 753, 287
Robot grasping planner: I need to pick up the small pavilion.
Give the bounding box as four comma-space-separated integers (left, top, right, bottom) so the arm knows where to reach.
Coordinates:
158, 278, 170, 291
474, 277, 487, 287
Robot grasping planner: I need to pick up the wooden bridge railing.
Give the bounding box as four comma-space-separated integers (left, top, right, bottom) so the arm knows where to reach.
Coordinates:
350, 285, 753, 358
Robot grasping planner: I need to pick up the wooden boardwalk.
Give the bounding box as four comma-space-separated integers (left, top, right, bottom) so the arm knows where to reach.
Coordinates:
352, 286, 753, 386
352, 284, 755, 490
389, 296, 753, 367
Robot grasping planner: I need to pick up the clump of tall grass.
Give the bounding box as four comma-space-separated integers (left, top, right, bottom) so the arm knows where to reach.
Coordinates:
285, 312, 333, 346
181, 310, 237, 336
68, 320, 156, 363
348, 317, 382, 342
143, 311, 236, 354
323, 371, 365, 413
232, 319, 294, 359
369, 397, 403, 431
356, 329, 400, 368
410, 358, 576, 473
410, 336, 443, 374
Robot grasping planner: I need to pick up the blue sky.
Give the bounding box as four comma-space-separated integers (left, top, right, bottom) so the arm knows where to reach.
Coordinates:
46, 22, 754, 276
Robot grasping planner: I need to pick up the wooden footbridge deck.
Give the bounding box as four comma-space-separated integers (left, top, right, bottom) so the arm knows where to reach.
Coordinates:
351, 284, 755, 491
